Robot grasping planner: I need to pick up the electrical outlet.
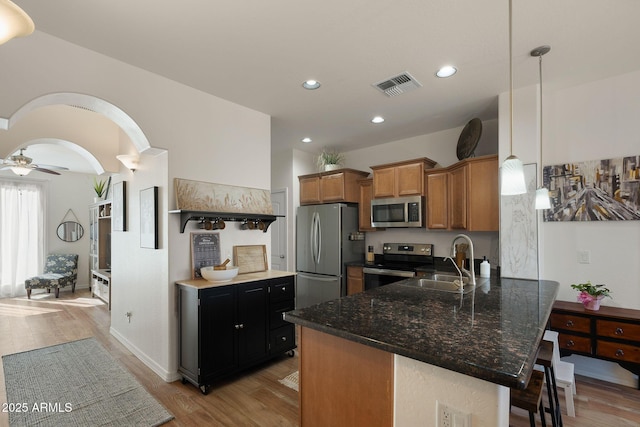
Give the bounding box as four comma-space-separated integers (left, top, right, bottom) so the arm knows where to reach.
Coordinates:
437, 401, 471, 427
577, 250, 591, 264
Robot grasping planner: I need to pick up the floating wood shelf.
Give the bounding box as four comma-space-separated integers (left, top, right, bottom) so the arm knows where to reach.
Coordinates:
170, 210, 283, 233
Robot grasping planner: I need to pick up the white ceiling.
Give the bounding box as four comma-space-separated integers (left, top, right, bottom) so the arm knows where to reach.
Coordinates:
9, 0, 640, 160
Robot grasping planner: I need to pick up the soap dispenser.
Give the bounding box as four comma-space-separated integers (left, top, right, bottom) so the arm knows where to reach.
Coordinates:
480, 256, 490, 278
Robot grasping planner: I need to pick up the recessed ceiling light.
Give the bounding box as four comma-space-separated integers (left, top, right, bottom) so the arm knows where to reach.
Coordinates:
302, 80, 321, 90
301, 137, 312, 143
371, 116, 385, 124
436, 66, 457, 78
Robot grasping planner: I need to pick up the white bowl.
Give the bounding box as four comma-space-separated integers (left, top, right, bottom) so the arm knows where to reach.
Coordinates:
201, 266, 239, 282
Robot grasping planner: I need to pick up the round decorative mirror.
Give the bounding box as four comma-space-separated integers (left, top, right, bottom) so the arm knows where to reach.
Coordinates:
57, 221, 84, 242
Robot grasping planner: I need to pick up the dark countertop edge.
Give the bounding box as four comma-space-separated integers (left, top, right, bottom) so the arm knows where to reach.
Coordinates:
285, 279, 559, 390
286, 312, 526, 389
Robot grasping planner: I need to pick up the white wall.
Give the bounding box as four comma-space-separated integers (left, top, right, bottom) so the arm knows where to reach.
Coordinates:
503, 70, 640, 387
1, 31, 272, 382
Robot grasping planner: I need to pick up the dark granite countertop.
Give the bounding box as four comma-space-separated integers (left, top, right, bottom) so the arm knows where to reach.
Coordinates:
284, 276, 559, 389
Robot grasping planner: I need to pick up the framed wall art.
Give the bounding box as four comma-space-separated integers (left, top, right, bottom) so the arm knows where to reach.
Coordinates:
140, 186, 158, 249
542, 154, 640, 221
190, 232, 221, 279
112, 181, 127, 231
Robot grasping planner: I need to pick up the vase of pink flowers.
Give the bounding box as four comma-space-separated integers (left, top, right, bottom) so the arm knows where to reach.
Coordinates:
570, 281, 611, 311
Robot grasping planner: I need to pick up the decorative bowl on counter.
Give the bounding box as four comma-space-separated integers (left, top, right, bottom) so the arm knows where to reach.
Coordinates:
201, 266, 239, 282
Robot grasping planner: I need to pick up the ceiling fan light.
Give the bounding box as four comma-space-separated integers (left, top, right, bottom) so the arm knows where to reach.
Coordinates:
501, 155, 527, 195
11, 165, 32, 176
0, 0, 35, 45
535, 187, 551, 209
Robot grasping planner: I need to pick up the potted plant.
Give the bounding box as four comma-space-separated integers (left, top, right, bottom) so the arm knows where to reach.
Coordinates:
317, 149, 344, 171
570, 281, 611, 311
93, 177, 106, 202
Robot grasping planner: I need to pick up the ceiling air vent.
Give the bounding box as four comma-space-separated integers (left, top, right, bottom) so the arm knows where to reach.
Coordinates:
373, 72, 422, 97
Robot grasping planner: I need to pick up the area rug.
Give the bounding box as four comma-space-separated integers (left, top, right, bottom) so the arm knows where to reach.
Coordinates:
2, 337, 174, 426
279, 371, 299, 392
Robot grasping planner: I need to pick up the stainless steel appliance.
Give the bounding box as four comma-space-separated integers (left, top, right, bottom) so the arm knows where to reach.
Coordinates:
370, 195, 423, 228
296, 203, 363, 309
363, 243, 434, 290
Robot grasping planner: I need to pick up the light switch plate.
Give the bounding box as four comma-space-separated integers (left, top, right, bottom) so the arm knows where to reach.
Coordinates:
577, 250, 591, 264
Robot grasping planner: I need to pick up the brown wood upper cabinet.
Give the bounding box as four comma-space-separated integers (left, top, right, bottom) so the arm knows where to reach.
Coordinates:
299, 169, 369, 205
425, 154, 498, 231
357, 178, 380, 232
371, 157, 437, 198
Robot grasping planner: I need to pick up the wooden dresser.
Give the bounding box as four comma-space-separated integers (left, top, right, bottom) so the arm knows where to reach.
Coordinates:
550, 301, 640, 388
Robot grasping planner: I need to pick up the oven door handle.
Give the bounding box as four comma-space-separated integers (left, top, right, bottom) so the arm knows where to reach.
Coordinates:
362, 268, 415, 278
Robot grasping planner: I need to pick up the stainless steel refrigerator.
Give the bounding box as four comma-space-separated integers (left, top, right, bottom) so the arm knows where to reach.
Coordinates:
296, 203, 363, 309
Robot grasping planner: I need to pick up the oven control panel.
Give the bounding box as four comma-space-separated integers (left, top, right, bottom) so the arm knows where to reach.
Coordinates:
382, 243, 432, 256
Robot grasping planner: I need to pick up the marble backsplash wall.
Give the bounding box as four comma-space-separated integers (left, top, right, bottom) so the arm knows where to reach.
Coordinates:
500, 164, 538, 279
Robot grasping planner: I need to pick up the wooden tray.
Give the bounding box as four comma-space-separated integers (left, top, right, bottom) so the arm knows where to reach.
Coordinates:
233, 245, 268, 274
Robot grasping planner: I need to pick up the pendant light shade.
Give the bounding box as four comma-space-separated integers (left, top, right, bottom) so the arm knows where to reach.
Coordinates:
535, 187, 551, 209
0, 0, 35, 45
501, 155, 527, 195
500, 0, 527, 196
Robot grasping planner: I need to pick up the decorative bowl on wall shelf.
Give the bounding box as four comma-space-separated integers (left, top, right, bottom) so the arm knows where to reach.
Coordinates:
201, 266, 239, 282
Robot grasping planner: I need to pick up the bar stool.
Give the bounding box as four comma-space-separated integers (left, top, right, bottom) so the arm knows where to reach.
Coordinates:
536, 339, 562, 427
511, 369, 547, 427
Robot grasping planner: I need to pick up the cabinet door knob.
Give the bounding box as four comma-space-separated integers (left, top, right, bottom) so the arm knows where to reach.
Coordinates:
281, 287, 286, 292
235, 324, 240, 329
615, 327, 624, 335
281, 336, 287, 341
239, 323, 244, 329
566, 340, 575, 347
616, 349, 625, 357
566, 320, 574, 327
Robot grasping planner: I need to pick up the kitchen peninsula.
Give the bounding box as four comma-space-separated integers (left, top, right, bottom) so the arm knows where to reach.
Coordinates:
284, 276, 559, 426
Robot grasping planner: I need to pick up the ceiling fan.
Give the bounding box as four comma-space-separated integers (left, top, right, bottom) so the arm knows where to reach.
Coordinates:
0, 148, 69, 176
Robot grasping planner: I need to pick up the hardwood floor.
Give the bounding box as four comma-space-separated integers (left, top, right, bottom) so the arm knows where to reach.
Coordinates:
0, 290, 299, 427
2, 290, 639, 427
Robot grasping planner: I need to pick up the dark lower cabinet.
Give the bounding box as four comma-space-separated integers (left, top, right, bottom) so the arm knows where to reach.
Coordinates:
178, 275, 296, 394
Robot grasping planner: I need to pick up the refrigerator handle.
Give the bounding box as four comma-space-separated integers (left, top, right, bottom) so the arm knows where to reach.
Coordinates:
316, 212, 322, 264
311, 211, 320, 264
297, 273, 339, 282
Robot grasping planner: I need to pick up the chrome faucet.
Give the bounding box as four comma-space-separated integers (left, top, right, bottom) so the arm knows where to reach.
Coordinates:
444, 256, 465, 292
450, 234, 476, 286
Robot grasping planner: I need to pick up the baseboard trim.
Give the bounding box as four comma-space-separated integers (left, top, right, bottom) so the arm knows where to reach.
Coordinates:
109, 327, 181, 383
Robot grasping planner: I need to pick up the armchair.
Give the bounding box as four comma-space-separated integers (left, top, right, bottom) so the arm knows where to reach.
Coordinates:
25, 254, 78, 299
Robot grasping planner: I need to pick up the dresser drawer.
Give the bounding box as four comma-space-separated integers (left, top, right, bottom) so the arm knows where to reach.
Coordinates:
596, 340, 640, 364
550, 313, 591, 333
597, 320, 640, 342
557, 333, 591, 354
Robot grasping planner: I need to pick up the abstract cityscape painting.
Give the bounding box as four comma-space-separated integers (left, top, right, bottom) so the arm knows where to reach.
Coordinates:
542, 155, 640, 221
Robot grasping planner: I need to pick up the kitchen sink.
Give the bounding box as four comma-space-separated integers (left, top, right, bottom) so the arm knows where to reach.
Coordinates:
400, 278, 475, 294
425, 273, 469, 284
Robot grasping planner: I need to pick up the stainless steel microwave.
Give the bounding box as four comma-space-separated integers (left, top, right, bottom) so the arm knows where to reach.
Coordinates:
370, 195, 423, 228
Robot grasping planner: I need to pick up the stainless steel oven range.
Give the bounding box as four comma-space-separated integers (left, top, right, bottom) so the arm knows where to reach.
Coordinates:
362, 243, 434, 290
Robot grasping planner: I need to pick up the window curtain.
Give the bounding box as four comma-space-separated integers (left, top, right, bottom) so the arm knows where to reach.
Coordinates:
0, 179, 45, 298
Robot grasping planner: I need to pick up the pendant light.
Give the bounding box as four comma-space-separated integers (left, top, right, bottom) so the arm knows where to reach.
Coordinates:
0, 0, 34, 45
501, 0, 527, 196
532, 45, 551, 209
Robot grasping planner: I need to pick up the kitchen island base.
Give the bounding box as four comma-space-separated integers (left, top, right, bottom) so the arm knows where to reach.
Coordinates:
299, 326, 510, 426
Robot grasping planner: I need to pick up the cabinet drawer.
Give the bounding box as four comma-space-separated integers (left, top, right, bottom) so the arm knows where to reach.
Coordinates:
270, 279, 294, 302
270, 301, 294, 330
270, 325, 295, 354
597, 320, 640, 342
550, 313, 591, 333
596, 340, 640, 364
557, 333, 591, 354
